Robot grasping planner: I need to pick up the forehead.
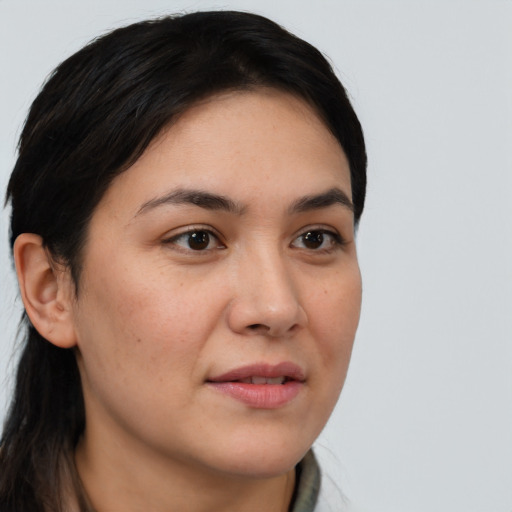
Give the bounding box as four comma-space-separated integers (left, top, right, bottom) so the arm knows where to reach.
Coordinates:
96, 89, 351, 217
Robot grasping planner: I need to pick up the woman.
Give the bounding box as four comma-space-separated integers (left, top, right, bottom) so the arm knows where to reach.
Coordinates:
0, 10, 366, 512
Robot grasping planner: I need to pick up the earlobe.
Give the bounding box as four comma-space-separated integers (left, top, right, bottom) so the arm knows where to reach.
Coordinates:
13, 233, 77, 348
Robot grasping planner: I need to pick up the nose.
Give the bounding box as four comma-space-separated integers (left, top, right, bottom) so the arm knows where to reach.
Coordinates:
226, 249, 308, 338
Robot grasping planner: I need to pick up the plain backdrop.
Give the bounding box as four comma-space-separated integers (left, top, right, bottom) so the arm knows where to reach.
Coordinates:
0, 1, 511, 511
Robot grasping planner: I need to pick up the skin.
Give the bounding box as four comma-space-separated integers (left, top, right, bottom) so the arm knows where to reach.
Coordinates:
17, 89, 362, 512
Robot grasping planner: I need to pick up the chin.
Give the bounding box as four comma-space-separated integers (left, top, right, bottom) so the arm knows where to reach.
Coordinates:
204, 431, 314, 479
217, 454, 306, 479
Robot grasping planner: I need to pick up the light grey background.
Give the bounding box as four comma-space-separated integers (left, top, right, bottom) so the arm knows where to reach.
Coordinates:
1, 1, 511, 511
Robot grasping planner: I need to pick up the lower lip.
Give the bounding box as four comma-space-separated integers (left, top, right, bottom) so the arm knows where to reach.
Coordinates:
207, 381, 303, 409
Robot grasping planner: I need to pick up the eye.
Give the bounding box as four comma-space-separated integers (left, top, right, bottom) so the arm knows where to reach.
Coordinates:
163, 228, 224, 252
291, 229, 343, 251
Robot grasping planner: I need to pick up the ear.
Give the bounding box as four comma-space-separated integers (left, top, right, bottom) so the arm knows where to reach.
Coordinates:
14, 233, 77, 348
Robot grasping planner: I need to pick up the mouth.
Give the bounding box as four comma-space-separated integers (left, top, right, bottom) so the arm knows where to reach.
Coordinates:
207, 362, 306, 385
206, 362, 305, 409
236, 376, 289, 385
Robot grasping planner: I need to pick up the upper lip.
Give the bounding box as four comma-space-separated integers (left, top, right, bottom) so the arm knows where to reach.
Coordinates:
207, 362, 306, 383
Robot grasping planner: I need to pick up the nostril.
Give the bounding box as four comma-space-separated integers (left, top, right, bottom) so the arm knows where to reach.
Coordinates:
247, 323, 272, 334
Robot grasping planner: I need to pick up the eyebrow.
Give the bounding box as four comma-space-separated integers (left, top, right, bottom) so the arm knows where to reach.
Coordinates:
136, 188, 245, 216
289, 187, 354, 214
135, 186, 353, 217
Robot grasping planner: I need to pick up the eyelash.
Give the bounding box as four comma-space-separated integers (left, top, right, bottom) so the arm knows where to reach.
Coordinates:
162, 227, 225, 253
162, 226, 345, 254
290, 229, 345, 253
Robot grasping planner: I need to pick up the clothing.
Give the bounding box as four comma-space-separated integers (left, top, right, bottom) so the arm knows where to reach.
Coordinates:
290, 450, 321, 512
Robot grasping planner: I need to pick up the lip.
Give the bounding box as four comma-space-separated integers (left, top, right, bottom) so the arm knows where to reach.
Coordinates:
206, 362, 305, 409
208, 362, 306, 383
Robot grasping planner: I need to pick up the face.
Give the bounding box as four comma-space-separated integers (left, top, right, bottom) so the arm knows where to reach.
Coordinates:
70, 89, 362, 479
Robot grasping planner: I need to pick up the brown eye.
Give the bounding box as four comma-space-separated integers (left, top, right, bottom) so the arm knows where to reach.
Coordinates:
302, 231, 324, 249
291, 229, 343, 251
187, 231, 211, 250
165, 228, 224, 252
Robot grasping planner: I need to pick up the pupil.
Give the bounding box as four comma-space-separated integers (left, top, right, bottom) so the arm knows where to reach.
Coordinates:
303, 231, 323, 249
189, 231, 210, 250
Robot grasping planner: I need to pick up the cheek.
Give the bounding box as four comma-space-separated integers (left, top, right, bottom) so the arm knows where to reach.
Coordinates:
305, 266, 362, 373
291, 266, 361, 441
73, 268, 220, 431
76, 262, 225, 377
